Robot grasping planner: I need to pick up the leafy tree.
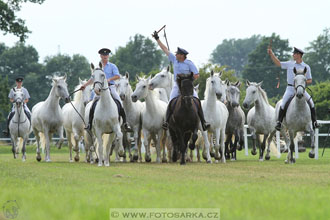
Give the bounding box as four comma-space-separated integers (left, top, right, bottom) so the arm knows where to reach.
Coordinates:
0, 0, 45, 41
110, 34, 165, 80
0, 75, 11, 122
242, 33, 291, 98
210, 35, 261, 77
308, 80, 330, 121
43, 54, 91, 94
304, 28, 330, 82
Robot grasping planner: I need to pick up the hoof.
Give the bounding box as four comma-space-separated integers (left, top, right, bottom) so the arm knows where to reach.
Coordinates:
207, 160, 212, 164
237, 146, 243, 151
74, 156, 80, 162
309, 152, 315, 159
189, 143, 195, 150
210, 152, 215, 158
162, 158, 168, 163
202, 154, 208, 161
291, 158, 296, 163
36, 155, 41, 162
95, 158, 99, 163
69, 159, 73, 163
46, 159, 51, 162
285, 159, 289, 164
231, 158, 236, 161
133, 155, 139, 161
98, 162, 103, 167
214, 156, 221, 160
265, 155, 270, 160
225, 155, 230, 160
90, 160, 94, 164
251, 150, 257, 156
259, 158, 264, 162
87, 158, 90, 163
145, 157, 151, 163
180, 161, 186, 165
104, 162, 110, 167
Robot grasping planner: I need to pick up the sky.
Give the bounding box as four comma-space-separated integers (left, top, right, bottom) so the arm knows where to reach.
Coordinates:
2, 0, 330, 68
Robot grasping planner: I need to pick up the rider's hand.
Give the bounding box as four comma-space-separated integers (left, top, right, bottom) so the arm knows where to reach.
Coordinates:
80, 85, 86, 90
267, 45, 273, 55
152, 31, 159, 40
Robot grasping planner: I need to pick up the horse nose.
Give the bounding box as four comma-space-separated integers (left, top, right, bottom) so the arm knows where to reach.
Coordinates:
120, 94, 125, 101
297, 93, 303, 99
131, 95, 137, 102
216, 92, 222, 99
243, 102, 248, 109
148, 83, 154, 90
232, 101, 239, 108
65, 97, 70, 103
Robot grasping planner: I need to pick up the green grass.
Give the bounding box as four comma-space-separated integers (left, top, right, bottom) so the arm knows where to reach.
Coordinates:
1, 144, 330, 220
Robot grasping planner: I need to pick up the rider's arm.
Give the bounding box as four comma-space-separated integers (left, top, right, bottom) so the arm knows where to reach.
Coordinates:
108, 75, 120, 83
193, 74, 199, 80
267, 48, 281, 67
156, 39, 170, 56
24, 99, 29, 103
10, 98, 14, 103
81, 78, 93, 90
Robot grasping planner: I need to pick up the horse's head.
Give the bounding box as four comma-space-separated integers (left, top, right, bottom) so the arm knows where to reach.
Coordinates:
243, 80, 263, 109
293, 67, 307, 99
78, 78, 91, 106
91, 62, 107, 96
52, 75, 70, 103
149, 65, 172, 90
131, 75, 150, 102
176, 72, 194, 93
226, 81, 241, 108
117, 72, 131, 101
206, 70, 223, 100
13, 89, 24, 109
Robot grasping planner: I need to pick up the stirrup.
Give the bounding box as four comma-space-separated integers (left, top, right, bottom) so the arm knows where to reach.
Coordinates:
313, 121, 320, 129
162, 122, 169, 130
275, 121, 282, 131
202, 122, 210, 131
84, 124, 91, 130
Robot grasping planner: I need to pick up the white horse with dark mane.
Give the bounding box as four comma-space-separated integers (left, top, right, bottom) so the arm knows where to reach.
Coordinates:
32, 75, 70, 162
9, 89, 31, 161
116, 73, 144, 162
243, 80, 278, 161
89, 63, 124, 167
275, 67, 315, 163
201, 71, 229, 163
131, 76, 167, 163
62, 79, 91, 162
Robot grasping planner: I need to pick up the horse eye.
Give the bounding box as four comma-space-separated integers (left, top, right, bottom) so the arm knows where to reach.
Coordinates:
57, 86, 61, 89
126, 83, 128, 86
211, 81, 214, 84
143, 85, 146, 88
252, 91, 256, 94
161, 75, 165, 78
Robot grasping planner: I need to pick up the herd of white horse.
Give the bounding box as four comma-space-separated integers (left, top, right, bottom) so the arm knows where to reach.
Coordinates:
9, 63, 316, 165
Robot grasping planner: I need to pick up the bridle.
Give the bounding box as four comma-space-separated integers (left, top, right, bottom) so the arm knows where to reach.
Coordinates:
92, 69, 109, 91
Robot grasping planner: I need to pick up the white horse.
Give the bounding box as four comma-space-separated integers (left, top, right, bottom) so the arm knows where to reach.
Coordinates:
116, 72, 144, 162
201, 71, 229, 163
243, 80, 279, 161
275, 67, 315, 163
62, 79, 91, 162
131, 76, 167, 163
9, 89, 31, 161
32, 75, 70, 162
90, 63, 125, 167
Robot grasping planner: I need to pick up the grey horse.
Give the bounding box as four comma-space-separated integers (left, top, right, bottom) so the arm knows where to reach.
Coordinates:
224, 81, 245, 161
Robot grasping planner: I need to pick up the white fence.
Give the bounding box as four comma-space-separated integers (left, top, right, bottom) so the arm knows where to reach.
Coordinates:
243, 120, 330, 159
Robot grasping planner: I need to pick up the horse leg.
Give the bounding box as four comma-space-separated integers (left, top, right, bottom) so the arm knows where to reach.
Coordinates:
11, 135, 17, 159
34, 129, 42, 162
73, 130, 80, 162
67, 131, 73, 162
95, 130, 103, 167
105, 133, 116, 167
214, 129, 221, 161
265, 130, 276, 160
154, 130, 163, 163
143, 129, 151, 162
56, 126, 64, 149
180, 133, 189, 165
138, 128, 142, 162
250, 128, 257, 156
232, 131, 239, 161
161, 130, 168, 163
132, 127, 139, 162
22, 137, 27, 162
224, 134, 231, 160
259, 134, 268, 161
308, 124, 316, 159
237, 127, 244, 151
220, 129, 226, 163
286, 131, 295, 164
169, 127, 178, 162
202, 131, 212, 163
115, 124, 125, 157
44, 131, 51, 162
209, 133, 215, 158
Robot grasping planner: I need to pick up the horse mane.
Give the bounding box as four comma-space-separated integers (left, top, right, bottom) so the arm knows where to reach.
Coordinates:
73, 84, 83, 102
250, 82, 269, 105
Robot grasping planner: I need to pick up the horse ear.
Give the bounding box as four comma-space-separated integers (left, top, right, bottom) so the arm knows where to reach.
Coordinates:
246, 80, 250, 86
90, 63, 95, 70
63, 74, 67, 81
226, 80, 230, 86
147, 75, 151, 81
293, 67, 297, 74
167, 65, 170, 72
235, 81, 241, 87
125, 72, 129, 80
79, 77, 82, 84
99, 62, 102, 69
136, 75, 141, 81
219, 71, 223, 77
210, 70, 214, 77
257, 81, 263, 87
304, 67, 307, 74
52, 78, 58, 84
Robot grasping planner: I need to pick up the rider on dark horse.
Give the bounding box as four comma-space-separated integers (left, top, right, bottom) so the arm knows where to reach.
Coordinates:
152, 31, 210, 131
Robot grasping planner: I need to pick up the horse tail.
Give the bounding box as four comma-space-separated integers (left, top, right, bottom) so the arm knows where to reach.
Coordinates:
258, 135, 280, 157
18, 137, 24, 152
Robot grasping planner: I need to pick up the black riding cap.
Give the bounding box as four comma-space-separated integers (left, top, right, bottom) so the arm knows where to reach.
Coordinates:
293, 47, 304, 55
176, 47, 189, 55
98, 48, 111, 55
15, 76, 23, 82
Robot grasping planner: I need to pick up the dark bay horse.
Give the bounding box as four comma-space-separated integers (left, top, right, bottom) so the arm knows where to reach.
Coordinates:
169, 73, 199, 165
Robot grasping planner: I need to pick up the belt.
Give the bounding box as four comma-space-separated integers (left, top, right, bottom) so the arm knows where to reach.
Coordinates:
287, 84, 294, 87
108, 83, 115, 86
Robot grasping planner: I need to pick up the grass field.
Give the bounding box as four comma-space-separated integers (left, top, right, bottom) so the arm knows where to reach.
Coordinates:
1, 144, 330, 220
